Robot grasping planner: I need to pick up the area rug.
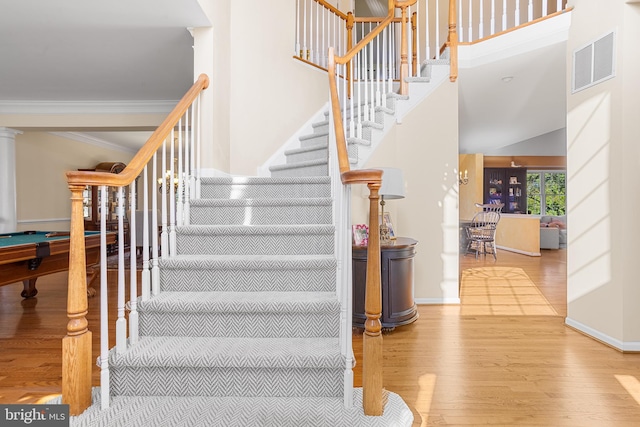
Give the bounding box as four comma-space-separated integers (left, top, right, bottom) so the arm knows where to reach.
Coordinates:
460, 267, 558, 316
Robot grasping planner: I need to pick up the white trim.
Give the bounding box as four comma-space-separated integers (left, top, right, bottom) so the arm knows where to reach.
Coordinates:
496, 245, 541, 257
49, 132, 137, 154
565, 317, 640, 352
18, 217, 70, 224
415, 297, 461, 305
0, 100, 177, 115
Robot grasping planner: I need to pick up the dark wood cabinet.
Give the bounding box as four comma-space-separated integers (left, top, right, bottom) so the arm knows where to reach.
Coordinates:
484, 167, 527, 214
352, 237, 418, 330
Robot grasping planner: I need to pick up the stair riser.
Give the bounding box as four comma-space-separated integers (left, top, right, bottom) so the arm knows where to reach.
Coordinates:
110, 367, 343, 398
286, 148, 328, 164
190, 205, 332, 225
200, 183, 331, 199
312, 122, 329, 133
176, 233, 334, 255
138, 312, 340, 338
160, 268, 336, 292
299, 134, 328, 148
270, 164, 328, 178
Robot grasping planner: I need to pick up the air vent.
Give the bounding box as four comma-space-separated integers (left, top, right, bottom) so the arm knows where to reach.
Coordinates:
572, 30, 616, 93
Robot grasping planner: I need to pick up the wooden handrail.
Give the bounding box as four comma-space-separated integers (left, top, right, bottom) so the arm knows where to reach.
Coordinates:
62, 73, 209, 415
66, 74, 209, 188
313, 0, 349, 21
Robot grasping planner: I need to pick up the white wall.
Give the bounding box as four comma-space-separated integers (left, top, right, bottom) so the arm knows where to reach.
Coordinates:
15, 132, 134, 231
353, 79, 460, 302
565, 0, 640, 350
205, 0, 333, 176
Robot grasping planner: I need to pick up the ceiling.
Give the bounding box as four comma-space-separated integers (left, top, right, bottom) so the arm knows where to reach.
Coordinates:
0, 0, 567, 154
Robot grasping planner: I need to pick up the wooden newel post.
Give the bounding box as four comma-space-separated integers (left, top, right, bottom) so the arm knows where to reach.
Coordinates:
363, 180, 383, 416
62, 183, 92, 415
448, 0, 459, 82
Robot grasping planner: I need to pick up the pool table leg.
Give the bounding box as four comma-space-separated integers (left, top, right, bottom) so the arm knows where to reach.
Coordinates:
21, 279, 38, 298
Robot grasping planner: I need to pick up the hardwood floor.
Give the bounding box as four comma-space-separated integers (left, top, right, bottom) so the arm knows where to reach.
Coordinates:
2, 250, 640, 426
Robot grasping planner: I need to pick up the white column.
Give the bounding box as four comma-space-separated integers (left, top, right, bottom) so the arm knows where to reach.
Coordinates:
0, 128, 21, 233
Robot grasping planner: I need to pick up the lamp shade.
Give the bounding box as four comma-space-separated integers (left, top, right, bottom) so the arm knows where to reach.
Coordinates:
379, 167, 405, 200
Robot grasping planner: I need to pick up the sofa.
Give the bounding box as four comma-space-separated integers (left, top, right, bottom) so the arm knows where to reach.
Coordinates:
539, 215, 567, 249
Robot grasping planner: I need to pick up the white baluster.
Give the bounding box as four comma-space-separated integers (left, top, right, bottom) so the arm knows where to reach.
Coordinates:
295, 0, 301, 56
195, 95, 202, 199
184, 106, 191, 226
363, 28, 369, 123
387, 27, 393, 93
425, 0, 430, 60
349, 60, 355, 139
556, 0, 562, 12
169, 130, 177, 257
436, 0, 441, 59
368, 23, 374, 123
303, 0, 307, 60
177, 119, 184, 227
151, 153, 160, 296
376, 32, 382, 105
501, 0, 507, 31
479, 0, 484, 39
468, 0, 473, 42
343, 184, 353, 409
116, 186, 127, 354
315, 1, 320, 64
491, 0, 496, 35
357, 51, 363, 139
458, 0, 464, 43
322, 6, 326, 67
99, 185, 110, 409
309, 0, 314, 62
128, 180, 138, 346
543, 0, 548, 17
528, 0, 533, 22
142, 165, 151, 301
415, 2, 420, 76
515, 0, 520, 26
161, 139, 169, 257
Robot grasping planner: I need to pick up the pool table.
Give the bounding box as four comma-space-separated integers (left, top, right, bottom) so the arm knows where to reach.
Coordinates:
0, 230, 115, 298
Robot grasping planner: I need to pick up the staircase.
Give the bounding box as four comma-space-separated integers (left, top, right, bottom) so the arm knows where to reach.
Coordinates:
64, 175, 413, 426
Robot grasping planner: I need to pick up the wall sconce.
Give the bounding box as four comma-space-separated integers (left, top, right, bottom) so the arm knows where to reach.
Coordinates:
459, 169, 469, 185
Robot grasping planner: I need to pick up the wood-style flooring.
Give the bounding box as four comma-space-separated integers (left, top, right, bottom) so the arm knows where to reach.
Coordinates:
2, 249, 640, 426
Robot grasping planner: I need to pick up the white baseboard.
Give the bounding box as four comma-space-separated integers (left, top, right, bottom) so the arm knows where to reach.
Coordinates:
199, 168, 231, 178
415, 297, 460, 305
565, 317, 640, 352
496, 245, 541, 257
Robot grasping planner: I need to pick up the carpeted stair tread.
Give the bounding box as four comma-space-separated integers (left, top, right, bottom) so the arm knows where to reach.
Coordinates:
177, 224, 334, 235
190, 197, 332, 207
158, 255, 337, 293
200, 176, 331, 198
269, 158, 329, 171
65, 388, 414, 427
109, 336, 343, 369
160, 254, 336, 269
138, 291, 340, 313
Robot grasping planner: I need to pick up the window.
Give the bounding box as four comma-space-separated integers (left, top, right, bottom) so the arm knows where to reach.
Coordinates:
526, 171, 566, 216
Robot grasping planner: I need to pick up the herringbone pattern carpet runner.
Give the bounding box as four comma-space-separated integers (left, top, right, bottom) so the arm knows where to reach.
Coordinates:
67, 170, 413, 425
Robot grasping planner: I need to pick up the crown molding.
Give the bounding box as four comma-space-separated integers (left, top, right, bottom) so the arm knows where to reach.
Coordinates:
0, 100, 177, 115
49, 131, 138, 154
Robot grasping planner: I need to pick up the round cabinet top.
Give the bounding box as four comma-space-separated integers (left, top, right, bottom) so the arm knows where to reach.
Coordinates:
353, 237, 417, 250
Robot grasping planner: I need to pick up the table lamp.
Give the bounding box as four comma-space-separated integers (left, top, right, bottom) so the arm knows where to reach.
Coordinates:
379, 167, 405, 244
